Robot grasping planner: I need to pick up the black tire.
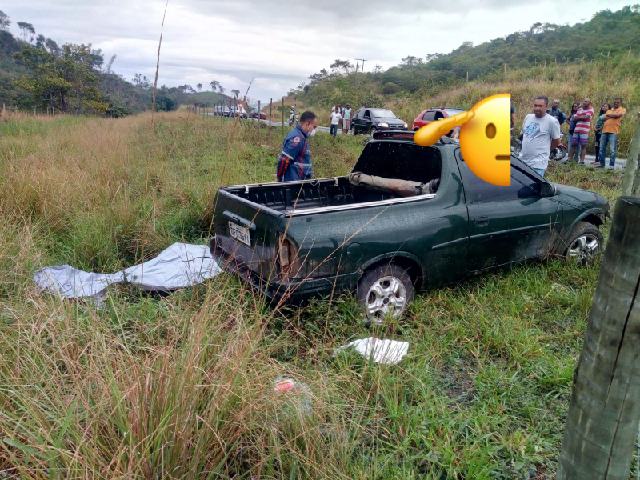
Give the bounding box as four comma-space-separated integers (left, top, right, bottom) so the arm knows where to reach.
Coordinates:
560, 222, 603, 265
357, 264, 415, 323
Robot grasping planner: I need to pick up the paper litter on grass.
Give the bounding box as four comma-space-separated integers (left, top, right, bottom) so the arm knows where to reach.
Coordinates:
34, 242, 220, 300
336, 337, 409, 365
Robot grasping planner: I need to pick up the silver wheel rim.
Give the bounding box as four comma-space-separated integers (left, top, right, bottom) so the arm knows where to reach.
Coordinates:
365, 275, 407, 323
567, 233, 600, 263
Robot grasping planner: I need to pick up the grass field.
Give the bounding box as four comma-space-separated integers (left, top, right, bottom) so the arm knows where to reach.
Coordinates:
0, 111, 629, 479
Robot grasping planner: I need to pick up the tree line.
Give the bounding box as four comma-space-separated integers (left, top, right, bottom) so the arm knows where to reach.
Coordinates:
293, 6, 640, 108
0, 10, 233, 116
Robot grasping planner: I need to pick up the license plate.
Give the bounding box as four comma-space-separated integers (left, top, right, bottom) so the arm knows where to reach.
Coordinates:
229, 221, 250, 246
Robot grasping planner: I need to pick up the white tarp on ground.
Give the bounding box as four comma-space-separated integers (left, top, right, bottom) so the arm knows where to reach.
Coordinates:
33, 242, 220, 299
336, 337, 410, 365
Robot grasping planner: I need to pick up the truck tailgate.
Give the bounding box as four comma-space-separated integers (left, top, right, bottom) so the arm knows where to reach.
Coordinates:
212, 189, 283, 280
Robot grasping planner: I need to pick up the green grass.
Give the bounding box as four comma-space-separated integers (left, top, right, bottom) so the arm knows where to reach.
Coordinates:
0, 111, 628, 478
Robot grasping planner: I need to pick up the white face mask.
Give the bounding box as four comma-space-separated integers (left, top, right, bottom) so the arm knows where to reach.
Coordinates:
309, 127, 317, 137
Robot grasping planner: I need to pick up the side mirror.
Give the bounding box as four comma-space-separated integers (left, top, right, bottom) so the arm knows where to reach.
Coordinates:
540, 182, 556, 197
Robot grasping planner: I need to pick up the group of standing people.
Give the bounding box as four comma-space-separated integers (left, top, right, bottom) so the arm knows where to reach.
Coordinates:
329, 104, 352, 137
573, 98, 626, 168
519, 96, 627, 177
550, 97, 626, 168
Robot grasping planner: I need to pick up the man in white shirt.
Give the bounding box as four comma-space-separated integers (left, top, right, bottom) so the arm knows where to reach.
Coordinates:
329, 109, 342, 137
519, 96, 561, 177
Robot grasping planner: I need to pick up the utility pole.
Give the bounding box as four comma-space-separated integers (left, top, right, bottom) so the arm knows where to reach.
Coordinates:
355, 58, 366, 73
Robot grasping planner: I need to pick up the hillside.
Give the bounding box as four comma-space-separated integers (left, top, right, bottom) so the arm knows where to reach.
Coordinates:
297, 6, 639, 103
294, 5, 640, 151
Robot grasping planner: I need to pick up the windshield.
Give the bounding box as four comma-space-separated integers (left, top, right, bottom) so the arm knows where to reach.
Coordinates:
371, 109, 396, 118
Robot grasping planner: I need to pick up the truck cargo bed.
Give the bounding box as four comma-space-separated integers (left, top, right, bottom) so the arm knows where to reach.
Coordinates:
221, 177, 400, 213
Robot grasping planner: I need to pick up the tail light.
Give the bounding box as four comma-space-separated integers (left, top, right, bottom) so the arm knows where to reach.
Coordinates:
277, 235, 301, 281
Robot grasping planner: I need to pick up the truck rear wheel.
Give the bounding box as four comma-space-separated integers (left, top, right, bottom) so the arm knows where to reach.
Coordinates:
357, 264, 414, 323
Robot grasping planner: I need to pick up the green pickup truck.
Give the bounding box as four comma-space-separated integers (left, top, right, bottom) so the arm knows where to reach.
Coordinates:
211, 131, 608, 321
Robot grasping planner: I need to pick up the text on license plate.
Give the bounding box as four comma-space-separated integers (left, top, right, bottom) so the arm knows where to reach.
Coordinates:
229, 221, 250, 246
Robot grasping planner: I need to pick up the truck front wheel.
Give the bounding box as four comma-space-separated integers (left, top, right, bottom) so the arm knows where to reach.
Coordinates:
357, 264, 414, 323
562, 222, 603, 265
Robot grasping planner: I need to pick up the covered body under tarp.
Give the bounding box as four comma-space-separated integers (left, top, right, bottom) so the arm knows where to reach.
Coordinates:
34, 243, 220, 300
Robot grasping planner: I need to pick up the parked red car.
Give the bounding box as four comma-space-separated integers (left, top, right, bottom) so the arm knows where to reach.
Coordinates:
412, 107, 464, 131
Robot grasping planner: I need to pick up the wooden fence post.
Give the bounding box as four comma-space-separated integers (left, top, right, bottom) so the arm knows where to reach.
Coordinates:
269, 98, 273, 139
558, 196, 640, 479
257, 100, 261, 134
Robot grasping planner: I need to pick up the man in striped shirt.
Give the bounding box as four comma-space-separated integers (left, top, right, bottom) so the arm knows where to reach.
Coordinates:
567, 98, 594, 164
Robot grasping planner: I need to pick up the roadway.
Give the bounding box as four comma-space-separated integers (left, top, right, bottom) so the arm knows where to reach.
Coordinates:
216, 115, 628, 169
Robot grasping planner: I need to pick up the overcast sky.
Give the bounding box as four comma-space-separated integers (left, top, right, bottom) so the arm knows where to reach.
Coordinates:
2, 0, 632, 103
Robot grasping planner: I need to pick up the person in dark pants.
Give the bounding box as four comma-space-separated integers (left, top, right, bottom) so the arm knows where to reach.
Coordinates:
329, 108, 341, 137
276, 111, 318, 182
547, 99, 566, 158
510, 102, 515, 129
567, 102, 579, 161
598, 97, 627, 169
593, 103, 610, 165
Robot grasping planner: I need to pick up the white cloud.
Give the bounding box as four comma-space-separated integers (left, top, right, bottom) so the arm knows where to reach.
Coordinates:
2, 0, 632, 102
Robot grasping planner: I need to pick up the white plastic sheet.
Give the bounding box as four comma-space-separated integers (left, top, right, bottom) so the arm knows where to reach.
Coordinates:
34, 242, 220, 299
336, 337, 409, 365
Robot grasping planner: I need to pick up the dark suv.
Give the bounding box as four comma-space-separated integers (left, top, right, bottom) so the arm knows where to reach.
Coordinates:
351, 108, 407, 134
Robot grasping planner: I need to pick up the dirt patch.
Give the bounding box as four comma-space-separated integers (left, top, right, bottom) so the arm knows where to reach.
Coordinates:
439, 356, 477, 405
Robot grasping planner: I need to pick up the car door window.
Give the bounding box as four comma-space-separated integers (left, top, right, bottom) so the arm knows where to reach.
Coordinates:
364, 110, 371, 120
422, 111, 436, 121
460, 158, 540, 203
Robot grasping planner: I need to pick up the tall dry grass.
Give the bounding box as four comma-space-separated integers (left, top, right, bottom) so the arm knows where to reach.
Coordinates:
389, 57, 639, 154
0, 113, 370, 479
0, 112, 360, 271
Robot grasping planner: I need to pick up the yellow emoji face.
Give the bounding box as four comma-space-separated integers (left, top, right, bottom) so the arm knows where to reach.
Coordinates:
459, 94, 511, 186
